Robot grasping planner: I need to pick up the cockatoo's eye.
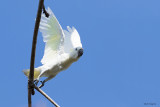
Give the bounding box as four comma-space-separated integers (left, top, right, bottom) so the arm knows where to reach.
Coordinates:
75, 48, 78, 51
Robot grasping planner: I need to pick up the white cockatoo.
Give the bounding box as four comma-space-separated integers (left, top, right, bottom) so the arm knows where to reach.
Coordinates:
23, 7, 83, 87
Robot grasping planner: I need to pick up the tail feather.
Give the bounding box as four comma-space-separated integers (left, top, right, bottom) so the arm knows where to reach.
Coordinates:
22, 68, 41, 79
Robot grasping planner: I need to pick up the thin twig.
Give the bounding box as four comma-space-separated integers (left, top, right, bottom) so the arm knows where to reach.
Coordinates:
43, 4, 49, 17
28, 0, 44, 107
34, 86, 60, 107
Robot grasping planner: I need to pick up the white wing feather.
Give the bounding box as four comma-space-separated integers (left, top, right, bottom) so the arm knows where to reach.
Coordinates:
39, 7, 64, 66
63, 26, 82, 54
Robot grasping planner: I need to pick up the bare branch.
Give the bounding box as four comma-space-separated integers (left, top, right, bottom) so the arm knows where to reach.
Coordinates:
35, 86, 60, 107
28, 0, 44, 106
28, 0, 60, 106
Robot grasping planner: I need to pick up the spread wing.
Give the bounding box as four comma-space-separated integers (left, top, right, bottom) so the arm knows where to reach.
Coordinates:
39, 7, 64, 66
63, 26, 82, 54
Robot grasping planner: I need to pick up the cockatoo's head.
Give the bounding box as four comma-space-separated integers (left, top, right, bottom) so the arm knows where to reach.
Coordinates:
63, 26, 83, 60
70, 47, 83, 59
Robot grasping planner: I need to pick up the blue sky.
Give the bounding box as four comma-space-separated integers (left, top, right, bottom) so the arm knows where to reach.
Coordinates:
0, 0, 160, 107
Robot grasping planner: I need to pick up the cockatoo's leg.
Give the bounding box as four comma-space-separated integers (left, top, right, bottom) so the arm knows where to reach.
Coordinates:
34, 79, 39, 85
39, 80, 46, 88
39, 75, 56, 88
34, 76, 40, 85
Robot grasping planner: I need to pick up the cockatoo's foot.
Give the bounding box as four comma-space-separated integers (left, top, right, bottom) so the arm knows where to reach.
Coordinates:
39, 80, 45, 88
34, 79, 39, 86
28, 80, 35, 87
28, 80, 35, 95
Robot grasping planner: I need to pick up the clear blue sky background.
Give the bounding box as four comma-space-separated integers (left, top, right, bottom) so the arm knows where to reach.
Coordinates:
0, 0, 160, 107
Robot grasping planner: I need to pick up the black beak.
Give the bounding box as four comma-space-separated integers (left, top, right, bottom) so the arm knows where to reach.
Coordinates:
78, 48, 83, 57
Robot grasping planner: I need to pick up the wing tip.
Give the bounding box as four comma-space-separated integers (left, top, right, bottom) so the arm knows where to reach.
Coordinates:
66, 26, 77, 33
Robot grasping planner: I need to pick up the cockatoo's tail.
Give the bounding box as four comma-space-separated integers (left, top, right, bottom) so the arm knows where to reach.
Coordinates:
23, 7, 83, 85
23, 68, 41, 79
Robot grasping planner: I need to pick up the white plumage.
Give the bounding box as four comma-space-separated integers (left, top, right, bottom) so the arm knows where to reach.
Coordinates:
23, 7, 83, 85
